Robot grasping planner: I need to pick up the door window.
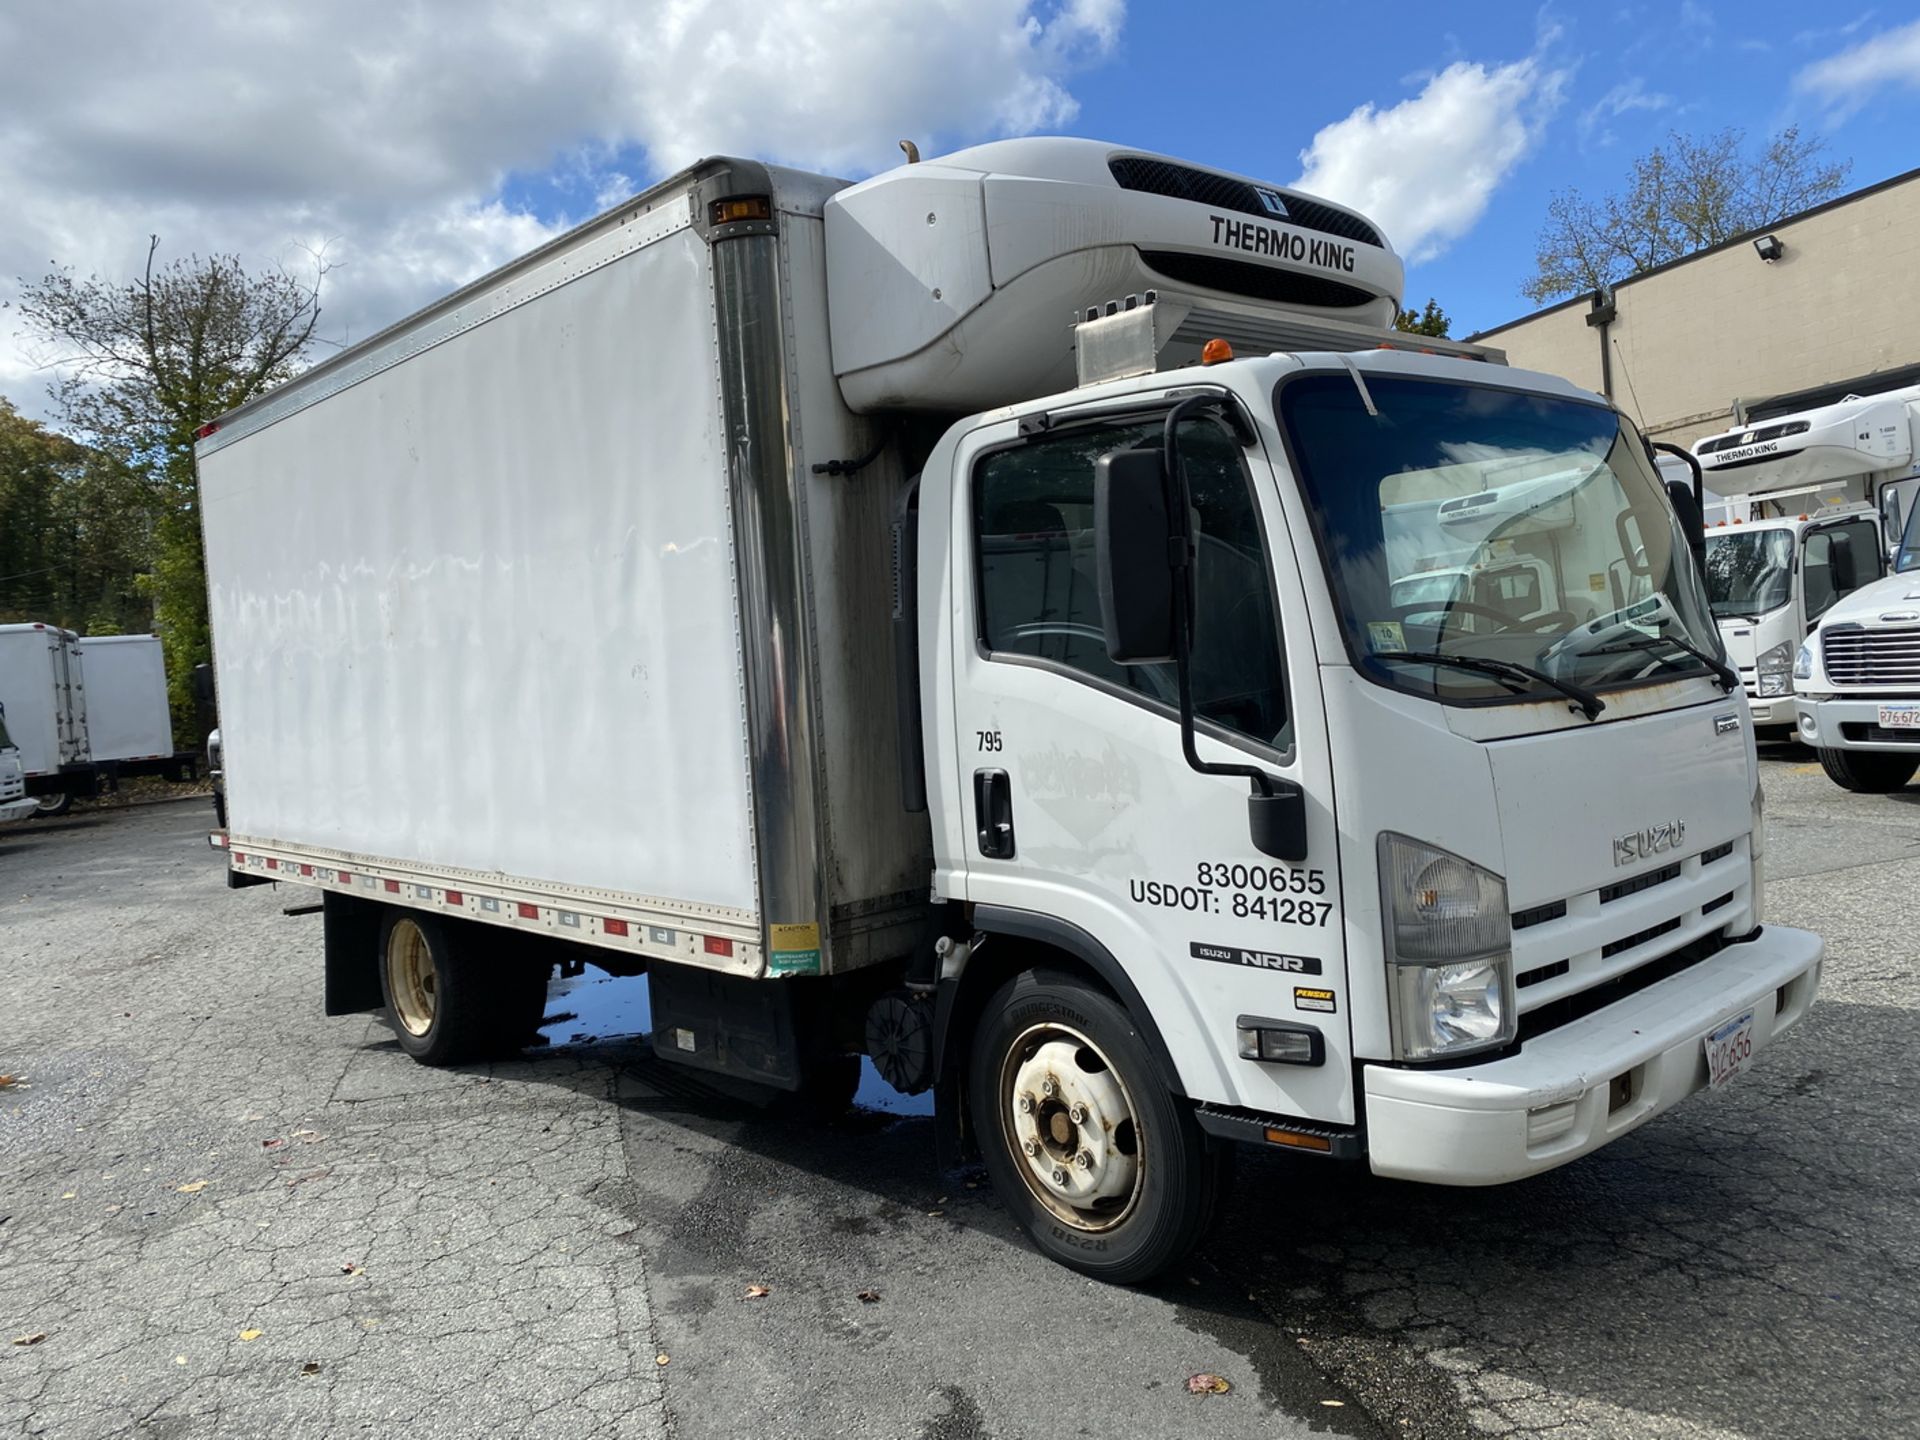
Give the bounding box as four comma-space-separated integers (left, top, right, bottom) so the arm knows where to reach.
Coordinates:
1803, 519, 1882, 619
973, 419, 1291, 752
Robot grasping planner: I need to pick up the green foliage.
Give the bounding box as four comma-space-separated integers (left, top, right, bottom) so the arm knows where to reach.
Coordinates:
1525, 127, 1851, 305
0, 399, 154, 634
13, 238, 323, 740
1394, 298, 1451, 337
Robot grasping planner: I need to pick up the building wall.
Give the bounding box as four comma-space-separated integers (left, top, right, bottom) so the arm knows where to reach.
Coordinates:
1474, 171, 1920, 449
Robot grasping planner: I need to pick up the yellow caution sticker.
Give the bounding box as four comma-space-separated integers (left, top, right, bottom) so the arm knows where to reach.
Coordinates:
769, 922, 822, 976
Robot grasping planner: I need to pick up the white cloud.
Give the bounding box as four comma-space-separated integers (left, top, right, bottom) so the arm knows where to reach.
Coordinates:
1292, 57, 1568, 265
1795, 16, 1920, 114
0, 1, 1123, 418
1577, 76, 1675, 146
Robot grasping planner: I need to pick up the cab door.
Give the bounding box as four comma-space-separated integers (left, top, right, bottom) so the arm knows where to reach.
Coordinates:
944, 407, 1352, 1122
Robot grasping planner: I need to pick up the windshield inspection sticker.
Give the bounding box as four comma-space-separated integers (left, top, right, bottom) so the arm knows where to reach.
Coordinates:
1190, 942, 1322, 975
1294, 987, 1337, 1014
1366, 620, 1405, 654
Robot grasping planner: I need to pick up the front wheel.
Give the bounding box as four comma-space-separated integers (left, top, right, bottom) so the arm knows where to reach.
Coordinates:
1817, 748, 1919, 793
968, 969, 1229, 1284
32, 792, 71, 818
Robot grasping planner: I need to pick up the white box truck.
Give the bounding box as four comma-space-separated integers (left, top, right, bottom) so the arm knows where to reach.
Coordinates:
1693, 388, 1920, 737
199, 139, 1823, 1281
73, 633, 198, 783
0, 622, 94, 816
0, 702, 39, 824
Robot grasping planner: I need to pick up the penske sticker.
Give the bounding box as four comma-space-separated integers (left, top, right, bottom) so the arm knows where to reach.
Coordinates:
1294, 987, 1337, 1014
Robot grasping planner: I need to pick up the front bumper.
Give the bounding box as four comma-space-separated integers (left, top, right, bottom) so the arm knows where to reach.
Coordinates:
1795, 695, 1920, 750
1745, 694, 1789, 727
0, 795, 37, 823
1363, 924, 1822, 1185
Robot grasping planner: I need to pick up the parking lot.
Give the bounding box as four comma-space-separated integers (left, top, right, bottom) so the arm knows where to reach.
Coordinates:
2, 746, 1915, 1440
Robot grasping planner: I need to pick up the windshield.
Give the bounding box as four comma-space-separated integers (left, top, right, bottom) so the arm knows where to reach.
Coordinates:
1279, 374, 1722, 707
1704, 529, 1795, 617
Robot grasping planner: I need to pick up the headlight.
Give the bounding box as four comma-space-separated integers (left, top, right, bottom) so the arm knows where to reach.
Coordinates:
1792, 643, 1816, 683
1757, 641, 1793, 696
1378, 833, 1515, 1061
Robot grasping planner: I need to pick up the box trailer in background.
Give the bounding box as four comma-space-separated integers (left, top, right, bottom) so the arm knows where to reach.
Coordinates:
201, 138, 1821, 1283
0, 622, 93, 815
0, 703, 38, 823
74, 634, 197, 782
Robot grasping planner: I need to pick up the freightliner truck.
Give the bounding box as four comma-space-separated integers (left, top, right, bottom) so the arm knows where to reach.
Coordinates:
198, 139, 1823, 1281
1692, 387, 1920, 739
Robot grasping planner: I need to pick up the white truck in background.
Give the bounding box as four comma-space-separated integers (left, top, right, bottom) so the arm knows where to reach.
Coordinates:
199, 138, 1822, 1282
0, 703, 39, 823
74, 634, 199, 784
0, 622, 93, 816
1785, 394, 1920, 789
1694, 387, 1920, 737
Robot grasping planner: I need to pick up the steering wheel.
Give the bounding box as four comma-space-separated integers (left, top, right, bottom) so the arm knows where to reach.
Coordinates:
1391, 599, 1519, 635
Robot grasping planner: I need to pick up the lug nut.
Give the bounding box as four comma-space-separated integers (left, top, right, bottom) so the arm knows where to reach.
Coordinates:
1068, 1103, 1087, 1124
1040, 1077, 1058, 1098
1050, 1167, 1069, 1186
1016, 1093, 1035, 1115
1022, 1138, 1040, 1158
1075, 1150, 1093, 1170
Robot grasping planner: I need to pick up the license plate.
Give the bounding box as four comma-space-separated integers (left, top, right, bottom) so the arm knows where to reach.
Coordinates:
1704, 1009, 1756, 1090
1877, 704, 1920, 729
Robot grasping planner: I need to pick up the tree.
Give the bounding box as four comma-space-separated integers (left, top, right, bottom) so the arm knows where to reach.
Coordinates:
0, 400, 153, 634
1394, 298, 1451, 337
13, 238, 324, 734
1524, 127, 1851, 304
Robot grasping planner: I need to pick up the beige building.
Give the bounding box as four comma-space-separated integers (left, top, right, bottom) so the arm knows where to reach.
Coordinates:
1472, 168, 1920, 448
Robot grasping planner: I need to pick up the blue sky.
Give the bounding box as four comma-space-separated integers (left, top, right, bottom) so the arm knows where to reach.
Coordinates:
2, 0, 1916, 413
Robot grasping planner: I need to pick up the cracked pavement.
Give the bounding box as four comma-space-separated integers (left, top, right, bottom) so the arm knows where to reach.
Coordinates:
2, 745, 1913, 1438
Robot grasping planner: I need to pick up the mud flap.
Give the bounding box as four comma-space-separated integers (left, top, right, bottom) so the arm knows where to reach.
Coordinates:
323, 891, 385, 1014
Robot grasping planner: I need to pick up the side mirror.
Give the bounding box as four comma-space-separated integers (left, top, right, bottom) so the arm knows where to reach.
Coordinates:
1664, 480, 1705, 563
1095, 448, 1178, 664
191, 663, 216, 707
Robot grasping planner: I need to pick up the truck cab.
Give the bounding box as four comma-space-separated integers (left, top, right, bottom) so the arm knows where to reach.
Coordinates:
0, 703, 38, 824
1794, 494, 1920, 791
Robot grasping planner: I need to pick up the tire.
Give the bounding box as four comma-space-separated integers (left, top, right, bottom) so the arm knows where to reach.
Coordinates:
1817, 748, 1919, 794
379, 912, 545, 1065
32, 792, 71, 818
968, 968, 1230, 1284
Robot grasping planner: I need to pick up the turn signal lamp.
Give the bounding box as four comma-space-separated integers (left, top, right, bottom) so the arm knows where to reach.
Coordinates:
709, 196, 772, 225
1200, 338, 1233, 365
1263, 1128, 1333, 1153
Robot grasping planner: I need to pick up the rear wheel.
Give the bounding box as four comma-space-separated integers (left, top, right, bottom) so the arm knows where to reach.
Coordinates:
968, 969, 1229, 1284
379, 913, 548, 1065
1817, 748, 1919, 793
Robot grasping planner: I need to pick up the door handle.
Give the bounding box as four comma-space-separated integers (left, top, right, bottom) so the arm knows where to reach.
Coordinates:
974, 768, 1015, 859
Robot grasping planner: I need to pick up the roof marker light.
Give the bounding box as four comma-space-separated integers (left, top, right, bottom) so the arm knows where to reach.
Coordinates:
1200, 338, 1233, 365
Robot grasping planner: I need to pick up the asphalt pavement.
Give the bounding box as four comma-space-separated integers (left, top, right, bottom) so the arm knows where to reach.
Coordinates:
2, 747, 1914, 1439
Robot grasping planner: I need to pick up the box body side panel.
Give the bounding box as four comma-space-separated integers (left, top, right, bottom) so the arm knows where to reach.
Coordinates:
76, 637, 173, 761
0, 630, 65, 776
200, 224, 760, 915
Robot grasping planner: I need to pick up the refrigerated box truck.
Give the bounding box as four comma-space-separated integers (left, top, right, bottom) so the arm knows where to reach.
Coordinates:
0, 622, 93, 815
73, 634, 197, 782
200, 138, 1823, 1282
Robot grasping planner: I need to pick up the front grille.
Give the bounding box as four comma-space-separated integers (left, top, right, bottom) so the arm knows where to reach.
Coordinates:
1841, 724, 1920, 744
1697, 419, 1811, 455
1702, 892, 1735, 915
1138, 251, 1378, 309
1701, 841, 1734, 865
1601, 916, 1682, 959
1600, 862, 1681, 905
1512, 899, 1567, 931
1516, 959, 1570, 989
1519, 931, 1730, 1042
1821, 626, 1920, 686
1108, 157, 1384, 246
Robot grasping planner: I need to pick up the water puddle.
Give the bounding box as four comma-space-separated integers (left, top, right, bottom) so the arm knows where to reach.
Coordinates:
537, 971, 933, 1116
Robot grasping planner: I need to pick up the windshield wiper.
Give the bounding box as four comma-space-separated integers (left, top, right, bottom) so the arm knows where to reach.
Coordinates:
1371, 650, 1607, 721
1582, 632, 1738, 692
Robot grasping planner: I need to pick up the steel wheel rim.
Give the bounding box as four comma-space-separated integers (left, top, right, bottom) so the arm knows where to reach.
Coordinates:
385, 919, 437, 1036
997, 1021, 1144, 1233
